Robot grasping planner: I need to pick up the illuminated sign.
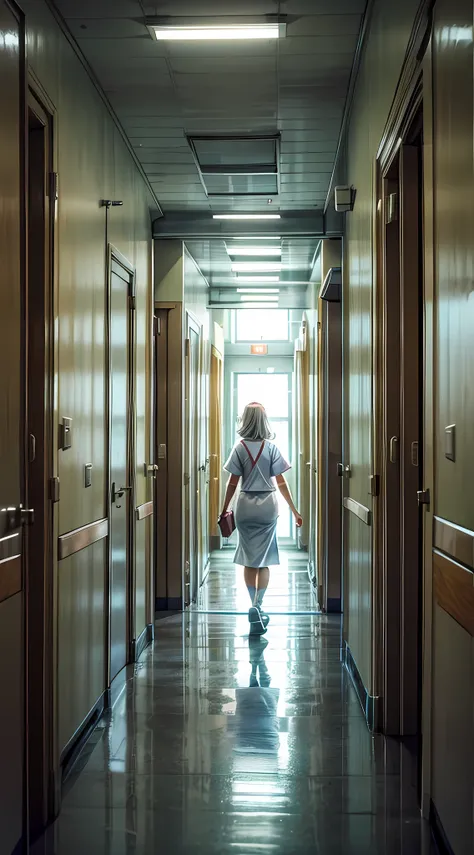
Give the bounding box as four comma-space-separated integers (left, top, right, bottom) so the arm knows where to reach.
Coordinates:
250, 344, 268, 355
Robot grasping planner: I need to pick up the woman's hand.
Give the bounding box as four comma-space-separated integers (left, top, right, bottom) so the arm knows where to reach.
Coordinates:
294, 512, 303, 528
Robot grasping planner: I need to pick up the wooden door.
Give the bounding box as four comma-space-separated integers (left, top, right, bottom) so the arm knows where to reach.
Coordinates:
108, 253, 135, 681
0, 3, 26, 852
26, 89, 55, 840
184, 315, 201, 604
209, 347, 223, 549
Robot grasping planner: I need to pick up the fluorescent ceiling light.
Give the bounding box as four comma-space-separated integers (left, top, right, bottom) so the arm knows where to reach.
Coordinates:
232, 262, 282, 272
240, 302, 279, 308
213, 214, 281, 220
232, 236, 281, 241
236, 275, 280, 283
241, 295, 279, 302
149, 23, 285, 41
227, 246, 281, 257
237, 288, 280, 293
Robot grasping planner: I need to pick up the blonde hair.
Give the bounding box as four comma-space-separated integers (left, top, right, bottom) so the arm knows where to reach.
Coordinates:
237, 402, 275, 441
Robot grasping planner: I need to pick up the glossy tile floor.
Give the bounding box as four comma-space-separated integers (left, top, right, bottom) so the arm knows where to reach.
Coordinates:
34, 550, 437, 855
199, 546, 319, 613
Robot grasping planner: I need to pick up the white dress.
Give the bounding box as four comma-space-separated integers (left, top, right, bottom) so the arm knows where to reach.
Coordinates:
224, 440, 291, 568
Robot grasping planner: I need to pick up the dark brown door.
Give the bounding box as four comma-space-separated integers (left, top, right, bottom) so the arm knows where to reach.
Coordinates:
26, 91, 55, 841
0, 3, 26, 853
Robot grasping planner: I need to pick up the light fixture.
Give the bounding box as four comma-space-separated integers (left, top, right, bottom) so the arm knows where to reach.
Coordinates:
240, 302, 279, 308
232, 262, 282, 272
237, 288, 280, 293
232, 237, 281, 241
236, 276, 280, 283
226, 246, 281, 257
241, 295, 279, 302
148, 20, 286, 41
212, 214, 281, 220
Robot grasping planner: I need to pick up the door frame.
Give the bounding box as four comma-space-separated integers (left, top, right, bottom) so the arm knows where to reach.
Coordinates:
106, 244, 136, 685
374, 48, 435, 808
25, 78, 58, 836
230, 366, 295, 543
184, 310, 202, 604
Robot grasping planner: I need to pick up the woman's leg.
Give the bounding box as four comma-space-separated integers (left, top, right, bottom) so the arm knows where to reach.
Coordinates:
256, 566, 270, 607
244, 566, 258, 605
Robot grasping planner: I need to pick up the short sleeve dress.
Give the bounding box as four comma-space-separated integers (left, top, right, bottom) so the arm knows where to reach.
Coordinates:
224, 440, 291, 568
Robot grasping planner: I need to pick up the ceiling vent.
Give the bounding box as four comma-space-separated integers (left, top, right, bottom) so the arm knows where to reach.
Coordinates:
188, 135, 280, 197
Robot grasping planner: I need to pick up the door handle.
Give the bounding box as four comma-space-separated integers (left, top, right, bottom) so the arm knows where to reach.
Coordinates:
389, 436, 399, 463
5, 506, 35, 530
111, 482, 132, 506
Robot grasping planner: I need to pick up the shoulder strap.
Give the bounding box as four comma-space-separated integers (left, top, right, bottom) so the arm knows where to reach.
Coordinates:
240, 440, 265, 470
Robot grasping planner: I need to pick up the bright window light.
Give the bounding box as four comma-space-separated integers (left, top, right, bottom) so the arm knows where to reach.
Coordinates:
150, 23, 285, 41
232, 262, 282, 272
227, 246, 281, 256
235, 309, 289, 341
213, 214, 281, 220
237, 288, 279, 293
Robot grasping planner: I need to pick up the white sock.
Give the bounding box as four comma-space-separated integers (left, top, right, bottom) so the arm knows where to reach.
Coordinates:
256, 587, 267, 607
247, 586, 257, 605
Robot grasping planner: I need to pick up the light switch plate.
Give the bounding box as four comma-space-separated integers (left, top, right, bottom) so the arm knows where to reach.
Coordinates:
61, 416, 72, 450
445, 424, 455, 461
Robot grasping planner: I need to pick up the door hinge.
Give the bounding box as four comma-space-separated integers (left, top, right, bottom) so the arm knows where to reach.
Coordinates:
185, 338, 190, 357
49, 477, 60, 503
48, 172, 59, 201
369, 474, 380, 497
411, 441, 419, 467
129, 294, 136, 311
417, 488, 430, 507
153, 316, 161, 336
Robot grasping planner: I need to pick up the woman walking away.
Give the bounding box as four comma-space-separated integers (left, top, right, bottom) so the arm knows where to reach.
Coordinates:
219, 402, 303, 635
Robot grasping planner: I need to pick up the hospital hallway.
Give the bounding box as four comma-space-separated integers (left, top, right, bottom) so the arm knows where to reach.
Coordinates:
33, 549, 435, 855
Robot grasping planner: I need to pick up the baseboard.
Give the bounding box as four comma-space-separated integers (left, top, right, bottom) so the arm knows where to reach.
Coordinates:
430, 801, 455, 855
155, 596, 183, 611
343, 641, 381, 731
59, 691, 106, 783
210, 535, 220, 551
326, 597, 342, 613
135, 623, 155, 661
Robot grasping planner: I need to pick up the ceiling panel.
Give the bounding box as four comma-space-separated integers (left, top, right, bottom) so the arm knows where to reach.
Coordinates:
53, 0, 364, 231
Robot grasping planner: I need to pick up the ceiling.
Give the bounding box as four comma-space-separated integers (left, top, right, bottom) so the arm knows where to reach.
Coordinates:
53, 0, 365, 218
185, 236, 320, 306
53, 0, 363, 302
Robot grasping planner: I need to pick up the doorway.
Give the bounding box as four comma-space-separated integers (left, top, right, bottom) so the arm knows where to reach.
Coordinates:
209, 346, 223, 552
377, 104, 424, 742
184, 313, 202, 605
234, 370, 293, 539
26, 90, 55, 841
108, 250, 135, 682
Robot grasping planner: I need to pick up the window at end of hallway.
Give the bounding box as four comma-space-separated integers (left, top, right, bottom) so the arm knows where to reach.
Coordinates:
235, 309, 290, 343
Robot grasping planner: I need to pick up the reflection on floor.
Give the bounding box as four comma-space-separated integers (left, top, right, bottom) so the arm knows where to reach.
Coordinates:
199, 547, 319, 613
34, 615, 437, 851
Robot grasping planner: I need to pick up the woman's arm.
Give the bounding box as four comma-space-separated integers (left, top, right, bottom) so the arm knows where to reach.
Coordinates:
275, 475, 303, 527
220, 474, 240, 516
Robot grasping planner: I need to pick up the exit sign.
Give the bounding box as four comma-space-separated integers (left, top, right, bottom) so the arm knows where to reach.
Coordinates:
250, 344, 268, 355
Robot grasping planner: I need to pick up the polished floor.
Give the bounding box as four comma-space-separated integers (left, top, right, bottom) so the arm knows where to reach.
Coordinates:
198, 546, 319, 613
35, 550, 436, 855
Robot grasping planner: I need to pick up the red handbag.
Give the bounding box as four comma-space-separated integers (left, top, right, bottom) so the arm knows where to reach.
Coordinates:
218, 510, 236, 538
